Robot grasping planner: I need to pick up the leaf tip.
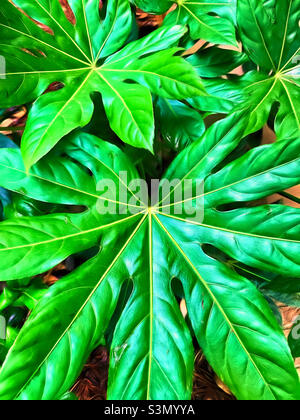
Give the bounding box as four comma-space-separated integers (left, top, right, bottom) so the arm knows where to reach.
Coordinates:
21, 152, 34, 175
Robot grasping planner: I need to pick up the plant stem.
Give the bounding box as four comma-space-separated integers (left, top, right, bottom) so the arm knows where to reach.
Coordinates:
278, 191, 300, 205
0, 126, 24, 132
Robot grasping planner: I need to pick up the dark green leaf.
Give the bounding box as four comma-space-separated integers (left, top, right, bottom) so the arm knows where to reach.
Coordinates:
187, 46, 247, 78
156, 97, 205, 151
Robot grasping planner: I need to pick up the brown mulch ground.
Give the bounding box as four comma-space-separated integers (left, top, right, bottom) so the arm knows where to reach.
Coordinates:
71, 303, 300, 401
72, 347, 109, 400
70, 346, 236, 401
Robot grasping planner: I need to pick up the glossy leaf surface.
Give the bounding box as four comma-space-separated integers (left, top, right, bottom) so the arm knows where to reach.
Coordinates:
0, 0, 204, 168
237, 0, 300, 138
155, 97, 205, 151
134, 0, 237, 45
188, 0, 300, 136
164, 1, 237, 45
0, 114, 299, 400
130, 0, 170, 14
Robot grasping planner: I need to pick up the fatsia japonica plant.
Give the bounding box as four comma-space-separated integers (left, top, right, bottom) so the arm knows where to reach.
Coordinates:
0, 0, 299, 402
0, 0, 204, 169
0, 115, 299, 401
132, 0, 237, 46
185, 0, 300, 138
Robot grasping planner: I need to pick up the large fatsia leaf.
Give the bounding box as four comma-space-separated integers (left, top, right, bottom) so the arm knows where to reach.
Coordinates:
188, 76, 247, 114
0, 116, 300, 400
0, 0, 204, 168
165, 0, 237, 45
238, 0, 298, 71
236, 0, 300, 138
194, 0, 300, 134
133, 0, 237, 45
154, 216, 299, 400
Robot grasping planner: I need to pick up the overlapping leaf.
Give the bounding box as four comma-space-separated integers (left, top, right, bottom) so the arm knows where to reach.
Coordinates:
237, 0, 299, 138
0, 0, 204, 168
0, 113, 299, 400
164, 0, 237, 45
171, 0, 300, 138
131, 0, 170, 14
155, 97, 205, 151
133, 0, 237, 45
186, 46, 248, 114
186, 0, 300, 137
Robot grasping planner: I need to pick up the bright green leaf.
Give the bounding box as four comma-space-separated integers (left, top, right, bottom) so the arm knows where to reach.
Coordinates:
0, 0, 204, 168
0, 115, 299, 400
134, 0, 238, 45
237, 0, 300, 138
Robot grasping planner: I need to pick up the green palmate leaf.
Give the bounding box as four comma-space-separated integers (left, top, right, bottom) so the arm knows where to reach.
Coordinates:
263, 275, 300, 296
264, 289, 300, 309
217, 253, 300, 312
164, 0, 237, 45
0, 280, 47, 314
230, 262, 300, 295
0, 114, 299, 400
0, 0, 204, 169
237, 0, 300, 138
133, 0, 237, 45
0, 306, 27, 367
0, 326, 19, 367
0, 187, 9, 220
193, 0, 300, 133
60, 392, 78, 401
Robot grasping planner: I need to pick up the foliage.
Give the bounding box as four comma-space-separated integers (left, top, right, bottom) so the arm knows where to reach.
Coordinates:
186, 0, 300, 138
0, 0, 299, 401
0, 0, 204, 169
133, 0, 237, 45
